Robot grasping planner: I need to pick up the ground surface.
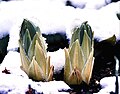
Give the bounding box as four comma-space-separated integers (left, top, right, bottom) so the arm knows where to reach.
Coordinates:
0, 0, 120, 93
52, 38, 120, 94
70, 40, 120, 94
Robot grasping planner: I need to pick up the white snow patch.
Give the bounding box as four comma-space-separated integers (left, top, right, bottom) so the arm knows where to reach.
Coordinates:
0, 51, 70, 93
7, 18, 24, 51
0, 0, 119, 51
38, 81, 70, 94
0, 73, 70, 94
94, 76, 120, 94
85, 0, 111, 9
48, 49, 65, 73
0, 51, 28, 78
64, 0, 111, 9
0, 74, 31, 93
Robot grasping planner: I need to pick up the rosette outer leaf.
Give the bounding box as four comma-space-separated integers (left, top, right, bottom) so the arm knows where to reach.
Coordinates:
64, 21, 94, 85
19, 19, 54, 81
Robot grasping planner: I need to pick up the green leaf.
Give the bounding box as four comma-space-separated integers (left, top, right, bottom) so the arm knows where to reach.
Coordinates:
86, 24, 93, 42
36, 26, 41, 36
28, 56, 45, 81
38, 33, 47, 55
27, 33, 40, 59
19, 40, 30, 74
69, 39, 84, 72
81, 47, 94, 84
79, 21, 87, 45
64, 48, 72, 84
46, 56, 50, 79
19, 19, 27, 41
70, 21, 91, 47
101, 34, 116, 45
23, 29, 31, 54
81, 30, 91, 62
35, 40, 46, 75
27, 35, 36, 61
47, 65, 54, 81
70, 27, 80, 47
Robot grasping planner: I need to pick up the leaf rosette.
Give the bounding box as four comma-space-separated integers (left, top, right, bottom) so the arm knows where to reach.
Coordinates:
19, 19, 54, 81
64, 21, 94, 85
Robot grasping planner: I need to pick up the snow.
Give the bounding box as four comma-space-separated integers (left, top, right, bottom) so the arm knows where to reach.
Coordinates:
0, 0, 120, 50
67, 0, 111, 9
0, 74, 70, 94
0, 51, 70, 94
85, 0, 111, 9
48, 49, 65, 73
0, 51, 28, 77
0, 0, 118, 51
3, 51, 120, 93
94, 76, 120, 94
0, 0, 120, 93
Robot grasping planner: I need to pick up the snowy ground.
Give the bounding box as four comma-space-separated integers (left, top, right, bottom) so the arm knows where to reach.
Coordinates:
94, 76, 120, 94
0, 51, 120, 94
0, 0, 120, 93
0, 51, 70, 94
0, 0, 119, 51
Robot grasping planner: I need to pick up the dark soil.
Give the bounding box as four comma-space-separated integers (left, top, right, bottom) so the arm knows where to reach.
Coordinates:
0, 34, 9, 64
